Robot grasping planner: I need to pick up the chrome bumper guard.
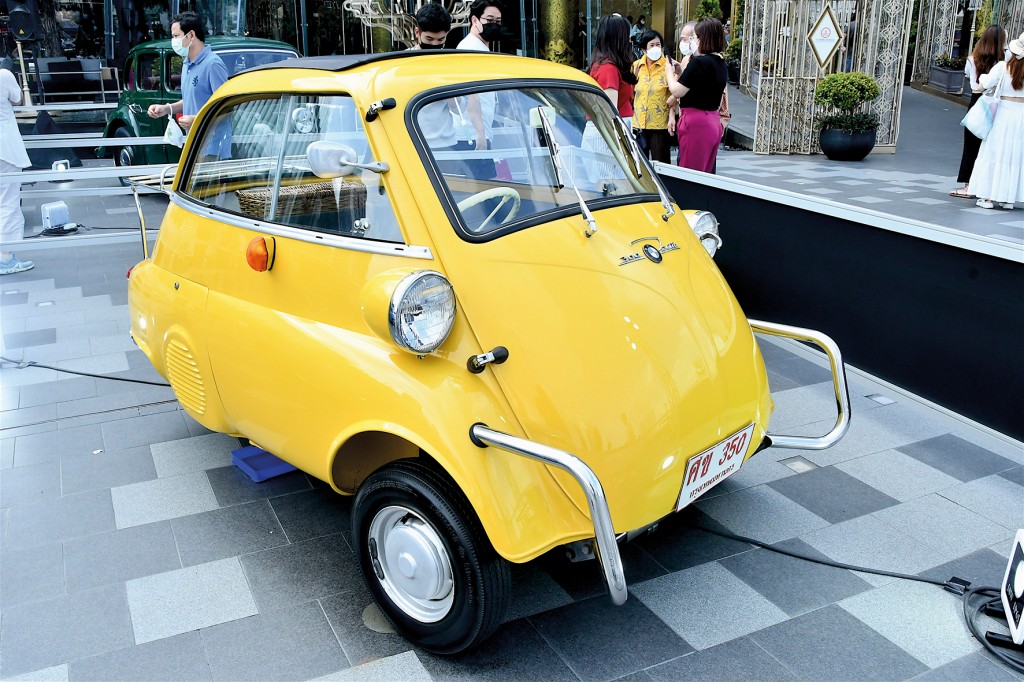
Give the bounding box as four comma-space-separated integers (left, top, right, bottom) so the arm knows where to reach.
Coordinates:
749, 319, 852, 450
469, 424, 628, 606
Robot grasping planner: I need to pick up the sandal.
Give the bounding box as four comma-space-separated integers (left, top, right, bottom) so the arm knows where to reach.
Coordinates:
949, 186, 974, 198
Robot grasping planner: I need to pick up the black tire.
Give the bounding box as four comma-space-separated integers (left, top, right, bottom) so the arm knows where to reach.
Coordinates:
113, 126, 136, 187
352, 459, 510, 654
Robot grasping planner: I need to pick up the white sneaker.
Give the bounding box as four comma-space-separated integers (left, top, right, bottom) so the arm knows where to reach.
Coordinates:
1001, 202, 1015, 210
0, 256, 35, 275
976, 199, 994, 209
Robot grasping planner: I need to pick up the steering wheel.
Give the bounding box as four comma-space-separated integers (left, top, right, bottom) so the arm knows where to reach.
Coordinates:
456, 187, 521, 232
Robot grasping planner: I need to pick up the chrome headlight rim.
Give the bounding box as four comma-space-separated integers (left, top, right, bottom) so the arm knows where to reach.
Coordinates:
388, 270, 456, 354
691, 210, 722, 257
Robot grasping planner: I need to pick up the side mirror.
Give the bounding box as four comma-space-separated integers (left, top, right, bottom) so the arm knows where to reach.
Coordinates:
306, 140, 389, 178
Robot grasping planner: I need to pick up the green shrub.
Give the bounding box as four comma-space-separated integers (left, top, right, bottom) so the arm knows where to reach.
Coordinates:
694, 0, 723, 20
814, 72, 881, 132
724, 37, 742, 66
933, 53, 967, 70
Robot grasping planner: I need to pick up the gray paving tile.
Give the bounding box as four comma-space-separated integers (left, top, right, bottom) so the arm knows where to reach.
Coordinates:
150, 432, 237, 478
873, 494, 1012, 559
2, 488, 115, 550
319, 584, 411, 665
110, 471, 220, 529
68, 631, 213, 681
999, 466, 1024, 487
766, 380, 880, 432
56, 352, 129, 376
101, 411, 191, 451
0, 384, 19, 411
17, 377, 97, 408
64, 521, 181, 593
530, 595, 692, 681
17, 339, 91, 364
310, 651, 430, 682
766, 356, 833, 388
0, 403, 56, 431
12, 423, 104, 467
908, 197, 953, 205
712, 446, 796, 494
897, 434, 1018, 482
59, 445, 157, 496
54, 392, 139, 420
0, 584, 135, 678
2, 328, 57, 350
171, 500, 288, 567
506, 561, 574, 622
719, 537, 872, 616
418, 619, 577, 681
800, 514, 947, 587
0, 541, 64, 608
840, 580, 980, 668
2, 663, 69, 681
200, 601, 348, 682
632, 562, 787, 650
937, 474, 1024, 531
919, 548, 1013, 588
541, 541, 668, 602
270, 488, 353, 545
767, 466, 900, 524
1, 437, 13, 469
0, 291, 29, 306
910, 651, 1020, 681
22, 310, 86, 332
835, 449, 962, 502
0, 459, 60, 508
696, 485, 830, 545
205, 465, 312, 507
635, 507, 752, 572
646, 636, 796, 681
749, 604, 927, 681
54, 320, 118, 343
239, 533, 362, 612
126, 557, 258, 644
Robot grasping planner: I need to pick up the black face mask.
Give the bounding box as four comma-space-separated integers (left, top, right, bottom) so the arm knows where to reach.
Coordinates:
481, 22, 501, 42
419, 42, 444, 49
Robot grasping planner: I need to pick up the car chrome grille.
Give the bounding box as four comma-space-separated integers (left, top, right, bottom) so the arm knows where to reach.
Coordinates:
165, 340, 206, 415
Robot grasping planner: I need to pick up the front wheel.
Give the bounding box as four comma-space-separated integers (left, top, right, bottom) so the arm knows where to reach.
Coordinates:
353, 459, 510, 654
112, 126, 137, 187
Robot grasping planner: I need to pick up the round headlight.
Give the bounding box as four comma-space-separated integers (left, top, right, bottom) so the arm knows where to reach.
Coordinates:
691, 211, 722, 258
388, 271, 456, 354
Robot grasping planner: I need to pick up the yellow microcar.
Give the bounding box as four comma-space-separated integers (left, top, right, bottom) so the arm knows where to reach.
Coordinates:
128, 51, 850, 654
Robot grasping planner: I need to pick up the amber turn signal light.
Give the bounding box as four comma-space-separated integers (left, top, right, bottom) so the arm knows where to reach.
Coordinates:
246, 236, 276, 272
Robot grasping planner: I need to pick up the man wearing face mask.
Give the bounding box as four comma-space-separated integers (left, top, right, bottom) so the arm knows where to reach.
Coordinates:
456, 0, 501, 177
147, 11, 228, 133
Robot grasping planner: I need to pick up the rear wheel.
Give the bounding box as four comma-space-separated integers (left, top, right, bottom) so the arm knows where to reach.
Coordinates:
113, 126, 136, 186
352, 459, 510, 654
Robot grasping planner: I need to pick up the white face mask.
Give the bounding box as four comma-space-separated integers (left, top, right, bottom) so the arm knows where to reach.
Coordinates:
679, 39, 693, 56
172, 34, 191, 58
646, 46, 663, 61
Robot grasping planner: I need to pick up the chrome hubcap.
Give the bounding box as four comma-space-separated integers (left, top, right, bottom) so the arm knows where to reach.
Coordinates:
117, 146, 134, 167
367, 505, 454, 622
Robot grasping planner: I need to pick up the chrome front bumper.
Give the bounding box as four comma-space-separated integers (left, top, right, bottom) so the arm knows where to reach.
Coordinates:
469, 319, 851, 604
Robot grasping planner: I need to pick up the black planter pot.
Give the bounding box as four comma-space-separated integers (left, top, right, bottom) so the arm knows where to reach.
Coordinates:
727, 62, 740, 84
818, 127, 876, 161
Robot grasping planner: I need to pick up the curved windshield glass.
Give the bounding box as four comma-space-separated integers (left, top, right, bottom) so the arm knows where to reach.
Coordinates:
414, 85, 663, 237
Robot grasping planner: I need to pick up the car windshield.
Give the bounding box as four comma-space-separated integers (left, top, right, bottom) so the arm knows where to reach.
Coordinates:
414, 85, 663, 237
218, 49, 296, 75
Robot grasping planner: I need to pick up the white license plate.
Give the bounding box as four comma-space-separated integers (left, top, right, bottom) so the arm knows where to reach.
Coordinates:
676, 424, 756, 511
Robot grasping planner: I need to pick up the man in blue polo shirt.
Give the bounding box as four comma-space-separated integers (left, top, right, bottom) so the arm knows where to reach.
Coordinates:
147, 11, 227, 132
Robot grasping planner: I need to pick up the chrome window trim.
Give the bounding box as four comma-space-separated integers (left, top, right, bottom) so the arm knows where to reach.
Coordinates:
168, 193, 434, 260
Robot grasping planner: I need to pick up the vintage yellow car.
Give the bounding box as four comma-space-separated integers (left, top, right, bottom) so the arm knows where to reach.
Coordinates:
128, 51, 850, 654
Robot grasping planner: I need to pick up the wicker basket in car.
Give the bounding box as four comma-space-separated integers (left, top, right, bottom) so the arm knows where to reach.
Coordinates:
237, 181, 367, 220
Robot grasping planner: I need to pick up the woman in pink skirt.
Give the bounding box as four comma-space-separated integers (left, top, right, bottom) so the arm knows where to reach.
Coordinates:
666, 18, 728, 173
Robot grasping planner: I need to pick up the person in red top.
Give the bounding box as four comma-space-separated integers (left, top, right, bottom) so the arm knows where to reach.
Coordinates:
588, 14, 638, 126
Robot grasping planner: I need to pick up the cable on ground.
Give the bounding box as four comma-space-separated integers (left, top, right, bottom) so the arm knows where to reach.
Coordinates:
0, 355, 170, 387
688, 523, 1024, 674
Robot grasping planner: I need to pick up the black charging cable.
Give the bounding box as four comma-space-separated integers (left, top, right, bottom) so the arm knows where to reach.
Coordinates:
0, 355, 171, 387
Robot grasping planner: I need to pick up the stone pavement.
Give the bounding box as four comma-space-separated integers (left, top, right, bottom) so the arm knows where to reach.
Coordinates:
1, 240, 1022, 681
720, 85, 1024, 245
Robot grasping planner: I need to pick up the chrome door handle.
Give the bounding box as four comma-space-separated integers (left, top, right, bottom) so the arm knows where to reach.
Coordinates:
129, 103, 145, 114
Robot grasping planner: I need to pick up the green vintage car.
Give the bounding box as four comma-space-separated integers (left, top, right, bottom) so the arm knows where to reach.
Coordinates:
100, 36, 298, 169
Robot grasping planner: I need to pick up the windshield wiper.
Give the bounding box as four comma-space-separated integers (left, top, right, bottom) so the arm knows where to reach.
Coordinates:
537, 107, 597, 238
613, 117, 676, 222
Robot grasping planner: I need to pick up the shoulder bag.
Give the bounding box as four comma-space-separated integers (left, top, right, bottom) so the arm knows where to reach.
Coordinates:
961, 67, 1005, 140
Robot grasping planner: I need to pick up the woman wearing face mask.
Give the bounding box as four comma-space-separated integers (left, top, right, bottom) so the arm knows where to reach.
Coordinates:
666, 18, 728, 172
588, 14, 639, 126
631, 30, 676, 163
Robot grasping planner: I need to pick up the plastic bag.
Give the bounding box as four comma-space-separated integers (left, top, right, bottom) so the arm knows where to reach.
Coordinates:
164, 115, 185, 148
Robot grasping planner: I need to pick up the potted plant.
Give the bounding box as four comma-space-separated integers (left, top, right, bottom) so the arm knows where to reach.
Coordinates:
724, 37, 742, 84
813, 72, 881, 161
929, 54, 967, 93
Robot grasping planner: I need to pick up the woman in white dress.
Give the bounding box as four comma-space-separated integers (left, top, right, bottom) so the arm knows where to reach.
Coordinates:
969, 31, 1024, 210
0, 58, 33, 274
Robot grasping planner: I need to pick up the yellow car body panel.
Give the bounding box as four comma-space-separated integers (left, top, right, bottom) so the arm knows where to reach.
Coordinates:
129, 52, 775, 564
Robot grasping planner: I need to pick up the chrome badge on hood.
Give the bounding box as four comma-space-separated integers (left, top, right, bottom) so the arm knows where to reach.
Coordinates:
619, 237, 680, 266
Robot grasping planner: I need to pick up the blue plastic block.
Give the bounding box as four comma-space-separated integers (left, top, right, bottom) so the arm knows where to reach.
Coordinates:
231, 445, 297, 483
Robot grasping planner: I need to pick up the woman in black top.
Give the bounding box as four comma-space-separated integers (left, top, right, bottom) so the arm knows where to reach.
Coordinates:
666, 18, 728, 172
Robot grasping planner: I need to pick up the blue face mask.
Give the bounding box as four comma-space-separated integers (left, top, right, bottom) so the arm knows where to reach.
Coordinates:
172, 34, 192, 58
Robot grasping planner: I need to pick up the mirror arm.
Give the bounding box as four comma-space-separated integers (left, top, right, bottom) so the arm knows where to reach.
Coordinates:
346, 160, 390, 174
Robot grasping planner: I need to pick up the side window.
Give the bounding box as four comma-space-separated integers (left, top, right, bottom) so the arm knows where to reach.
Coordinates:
181, 94, 403, 243
166, 53, 183, 92
125, 57, 136, 91
137, 53, 159, 91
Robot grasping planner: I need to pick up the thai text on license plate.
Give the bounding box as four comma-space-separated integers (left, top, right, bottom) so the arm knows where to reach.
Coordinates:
676, 424, 756, 511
